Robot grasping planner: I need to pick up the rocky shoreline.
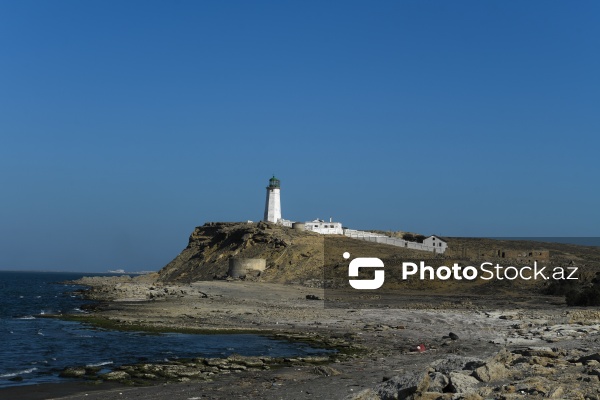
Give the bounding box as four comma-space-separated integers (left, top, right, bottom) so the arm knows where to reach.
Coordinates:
58, 353, 338, 386
13, 276, 600, 399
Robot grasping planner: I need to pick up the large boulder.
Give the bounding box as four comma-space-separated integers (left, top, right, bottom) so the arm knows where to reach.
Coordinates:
101, 370, 131, 381
428, 372, 450, 392
473, 361, 508, 382
516, 347, 559, 358
374, 371, 430, 400
448, 372, 479, 394
59, 367, 87, 378
430, 356, 484, 374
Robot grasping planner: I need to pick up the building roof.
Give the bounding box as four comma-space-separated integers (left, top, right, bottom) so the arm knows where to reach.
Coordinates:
425, 235, 447, 243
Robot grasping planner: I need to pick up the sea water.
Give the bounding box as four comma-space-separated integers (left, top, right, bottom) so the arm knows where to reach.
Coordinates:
0, 271, 328, 388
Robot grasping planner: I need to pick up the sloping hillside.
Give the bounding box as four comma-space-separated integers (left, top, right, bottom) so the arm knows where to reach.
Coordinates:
157, 222, 430, 284
158, 222, 600, 297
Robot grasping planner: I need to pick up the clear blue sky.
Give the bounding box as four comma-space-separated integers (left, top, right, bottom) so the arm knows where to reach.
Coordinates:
1, 1, 598, 271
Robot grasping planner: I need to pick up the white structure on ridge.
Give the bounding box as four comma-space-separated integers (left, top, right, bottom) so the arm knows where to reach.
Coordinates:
423, 235, 447, 253
263, 175, 282, 223
260, 175, 446, 253
305, 218, 344, 235
344, 229, 447, 254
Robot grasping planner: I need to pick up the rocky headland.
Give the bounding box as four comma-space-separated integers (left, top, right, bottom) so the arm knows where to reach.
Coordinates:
25, 222, 600, 399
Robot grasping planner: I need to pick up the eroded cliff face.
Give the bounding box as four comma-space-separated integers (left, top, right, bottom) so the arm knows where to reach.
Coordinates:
157, 222, 326, 284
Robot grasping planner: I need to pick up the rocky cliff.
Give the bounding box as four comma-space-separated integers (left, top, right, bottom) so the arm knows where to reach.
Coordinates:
157, 222, 600, 300
157, 221, 433, 285
157, 222, 325, 284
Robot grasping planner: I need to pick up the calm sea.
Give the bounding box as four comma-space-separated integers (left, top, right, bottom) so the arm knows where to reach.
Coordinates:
0, 271, 328, 388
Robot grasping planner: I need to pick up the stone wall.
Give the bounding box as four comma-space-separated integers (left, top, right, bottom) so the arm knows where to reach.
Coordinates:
343, 229, 446, 254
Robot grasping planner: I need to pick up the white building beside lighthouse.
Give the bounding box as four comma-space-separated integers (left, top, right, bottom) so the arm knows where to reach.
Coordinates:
263, 175, 282, 223
259, 175, 446, 254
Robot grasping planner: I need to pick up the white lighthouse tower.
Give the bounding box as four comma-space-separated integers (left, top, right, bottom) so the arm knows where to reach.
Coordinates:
263, 175, 282, 223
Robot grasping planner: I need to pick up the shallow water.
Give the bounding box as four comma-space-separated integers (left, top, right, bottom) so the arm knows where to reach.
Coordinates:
0, 271, 329, 388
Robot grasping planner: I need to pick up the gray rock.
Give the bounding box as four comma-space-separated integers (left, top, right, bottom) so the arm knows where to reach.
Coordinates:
101, 370, 131, 381
448, 372, 479, 394
473, 362, 507, 382
428, 372, 450, 392
515, 346, 558, 358
204, 358, 229, 367
576, 353, 600, 363
345, 388, 381, 400
375, 371, 430, 399
547, 386, 564, 398
431, 356, 485, 374
59, 367, 87, 378
492, 348, 514, 364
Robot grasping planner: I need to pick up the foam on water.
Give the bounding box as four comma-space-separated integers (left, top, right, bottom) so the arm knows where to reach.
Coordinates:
86, 361, 113, 368
0, 368, 38, 378
0, 271, 331, 389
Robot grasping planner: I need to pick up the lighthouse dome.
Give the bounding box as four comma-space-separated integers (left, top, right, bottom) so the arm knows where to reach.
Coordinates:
268, 176, 280, 188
